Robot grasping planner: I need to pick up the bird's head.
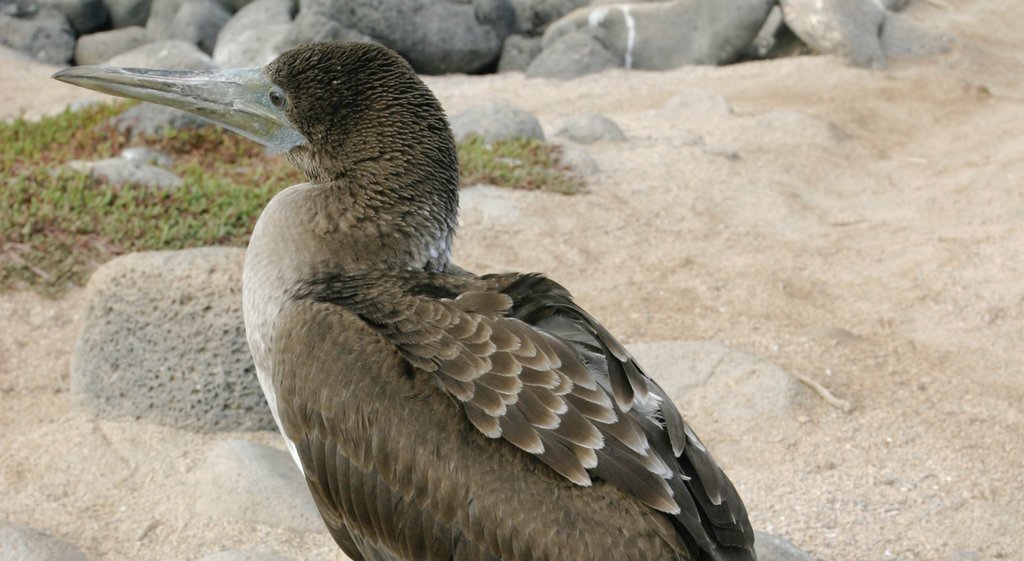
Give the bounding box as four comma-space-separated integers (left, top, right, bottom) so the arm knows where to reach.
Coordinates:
54, 42, 458, 185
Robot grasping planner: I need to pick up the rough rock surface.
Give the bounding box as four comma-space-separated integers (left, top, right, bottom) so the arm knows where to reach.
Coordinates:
0, 0, 38, 17
66, 157, 183, 191
146, 0, 231, 54
192, 440, 323, 532
73, 25, 148, 64
299, 0, 509, 74
197, 551, 295, 561
506, 0, 588, 35
70, 248, 273, 432
555, 113, 626, 143
279, 8, 375, 50
497, 33, 542, 72
780, 0, 886, 68
542, 0, 774, 70
0, 523, 87, 561
880, 11, 951, 59
754, 532, 816, 561
627, 341, 805, 423
105, 0, 152, 27
0, 8, 74, 64
449, 102, 544, 143
212, 0, 293, 67
526, 28, 618, 79
39, 0, 107, 33
105, 38, 215, 69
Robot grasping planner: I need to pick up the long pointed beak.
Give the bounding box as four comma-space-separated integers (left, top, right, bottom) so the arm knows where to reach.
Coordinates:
53, 66, 305, 152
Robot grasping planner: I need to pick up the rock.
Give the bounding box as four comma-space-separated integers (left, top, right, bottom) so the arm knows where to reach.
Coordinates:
39, 0, 107, 33
526, 28, 619, 80
0, 523, 87, 561
279, 9, 376, 50
105, 0, 152, 27
0, 9, 75, 64
213, 0, 294, 67
73, 26, 148, 64
880, 11, 951, 59
110, 102, 210, 138
307, 0, 508, 74
741, 4, 784, 59
0, 0, 38, 17
506, 0, 588, 34
555, 142, 599, 175
880, 0, 910, 11
754, 531, 816, 561
120, 146, 172, 167
146, 0, 231, 54
627, 341, 805, 423
449, 102, 544, 143
663, 90, 733, 116
198, 551, 295, 561
106, 38, 215, 68
193, 440, 323, 532
70, 248, 274, 432
66, 157, 184, 190
780, 0, 886, 68
542, 0, 774, 70
497, 33, 542, 72
554, 114, 625, 143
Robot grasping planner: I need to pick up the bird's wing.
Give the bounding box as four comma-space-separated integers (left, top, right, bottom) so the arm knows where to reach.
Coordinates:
299, 270, 756, 561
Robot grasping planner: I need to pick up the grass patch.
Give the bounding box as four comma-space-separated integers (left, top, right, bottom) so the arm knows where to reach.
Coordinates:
1, 103, 583, 295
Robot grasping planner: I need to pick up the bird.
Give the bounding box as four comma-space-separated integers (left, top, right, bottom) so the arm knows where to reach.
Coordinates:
54, 42, 756, 561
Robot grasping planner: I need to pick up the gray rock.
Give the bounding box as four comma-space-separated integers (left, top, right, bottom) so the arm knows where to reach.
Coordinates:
0, 8, 75, 64
105, 38, 215, 68
555, 142, 599, 175
67, 157, 183, 190
70, 248, 274, 433
146, 0, 231, 54
506, 0, 588, 34
213, 0, 293, 66
880, 11, 951, 59
198, 551, 295, 561
0, 523, 87, 561
555, 114, 625, 143
120, 146, 173, 167
526, 28, 619, 79
741, 4, 784, 59
39, 0, 108, 33
193, 440, 323, 532
449, 102, 544, 143
1, 0, 38, 17
497, 33, 542, 72
780, 0, 886, 68
880, 0, 910, 11
279, 9, 376, 50
754, 531, 816, 561
308, 0, 508, 74
542, 0, 774, 69
627, 341, 805, 422
663, 90, 734, 116
215, 0, 292, 44
110, 102, 210, 138
74, 25, 148, 64
105, 0, 152, 27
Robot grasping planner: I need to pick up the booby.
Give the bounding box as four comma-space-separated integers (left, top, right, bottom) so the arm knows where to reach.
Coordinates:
54, 42, 756, 561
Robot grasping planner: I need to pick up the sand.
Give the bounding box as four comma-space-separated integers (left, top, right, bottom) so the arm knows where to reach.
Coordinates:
1, 1, 1022, 559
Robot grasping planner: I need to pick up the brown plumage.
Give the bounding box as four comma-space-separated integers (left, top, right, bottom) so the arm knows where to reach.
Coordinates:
54, 41, 757, 561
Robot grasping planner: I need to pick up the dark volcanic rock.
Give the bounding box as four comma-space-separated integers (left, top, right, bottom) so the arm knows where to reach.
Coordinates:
39, 0, 108, 33
105, 0, 152, 28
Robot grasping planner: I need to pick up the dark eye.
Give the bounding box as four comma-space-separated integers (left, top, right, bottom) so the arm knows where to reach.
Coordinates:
268, 87, 287, 108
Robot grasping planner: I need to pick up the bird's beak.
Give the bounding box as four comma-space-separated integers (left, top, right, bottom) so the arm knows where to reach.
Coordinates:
52, 66, 306, 152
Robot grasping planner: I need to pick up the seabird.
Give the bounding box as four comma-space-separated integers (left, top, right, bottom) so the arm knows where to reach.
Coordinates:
54, 42, 756, 561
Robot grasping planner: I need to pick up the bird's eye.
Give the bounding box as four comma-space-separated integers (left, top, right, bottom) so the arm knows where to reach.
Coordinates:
268, 87, 287, 109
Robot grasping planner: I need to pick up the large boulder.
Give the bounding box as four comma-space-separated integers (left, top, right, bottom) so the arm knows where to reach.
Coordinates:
780, 0, 886, 68
70, 248, 274, 433
497, 33, 542, 72
526, 27, 619, 79
105, 0, 152, 27
541, 0, 774, 71
0, 8, 75, 64
73, 25, 148, 64
146, 0, 231, 54
449, 102, 544, 143
106, 37, 215, 68
38, 0, 108, 33
212, 0, 293, 67
279, 8, 375, 50
506, 0, 588, 35
880, 11, 951, 59
295, 0, 512, 74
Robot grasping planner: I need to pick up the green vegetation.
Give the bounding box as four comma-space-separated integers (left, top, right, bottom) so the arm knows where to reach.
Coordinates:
1, 103, 583, 295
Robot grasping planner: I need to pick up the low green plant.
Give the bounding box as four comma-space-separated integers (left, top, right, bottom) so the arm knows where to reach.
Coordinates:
1, 103, 583, 295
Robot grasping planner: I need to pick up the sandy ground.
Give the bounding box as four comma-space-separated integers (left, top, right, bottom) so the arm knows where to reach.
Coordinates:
2, 1, 1022, 560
